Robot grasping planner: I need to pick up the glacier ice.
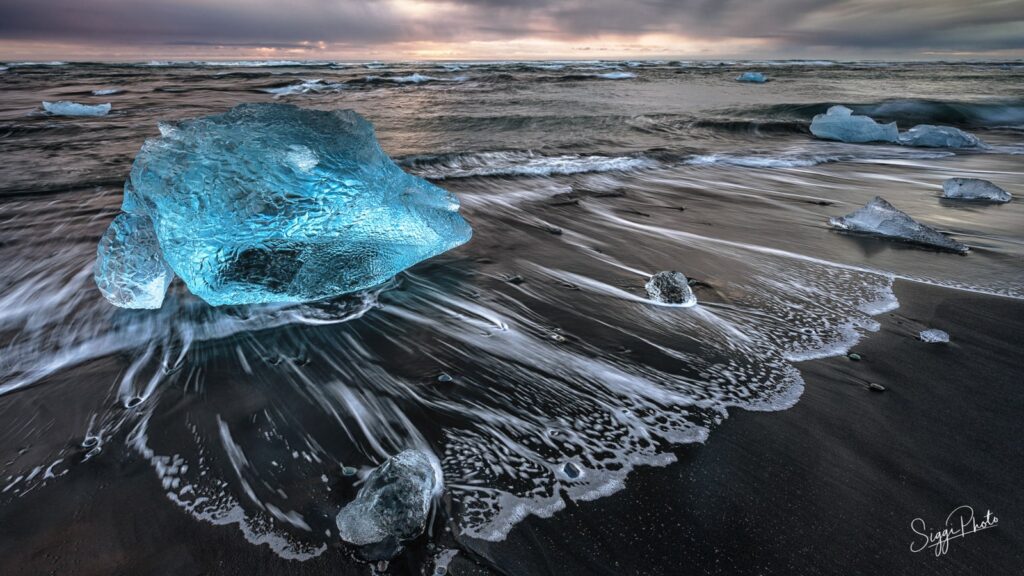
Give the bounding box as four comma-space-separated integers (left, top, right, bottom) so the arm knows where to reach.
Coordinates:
942, 178, 1011, 202
645, 271, 697, 306
94, 103, 472, 308
736, 71, 767, 83
336, 450, 442, 549
94, 212, 175, 309
810, 106, 898, 143
898, 124, 982, 148
919, 328, 949, 343
828, 196, 968, 253
42, 101, 111, 117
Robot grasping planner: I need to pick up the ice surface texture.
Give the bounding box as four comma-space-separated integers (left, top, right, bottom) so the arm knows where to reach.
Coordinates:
899, 124, 981, 148
42, 101, 111, 116
829, 197, 968, 253
94, 103, 472, 308
736, 71, 767, 83
919, 329, 950, 343
942, 178, 1011, 202
94, 213, 175, 309
645, 271, 697, 306
336, 450, 442, 548
810, 106, 898, 143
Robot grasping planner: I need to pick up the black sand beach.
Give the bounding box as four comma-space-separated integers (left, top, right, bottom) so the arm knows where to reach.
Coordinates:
2, 280, 1020, 575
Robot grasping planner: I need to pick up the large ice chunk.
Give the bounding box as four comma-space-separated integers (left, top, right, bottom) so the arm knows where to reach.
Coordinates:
736, 71, 767, 83
42, 101, 111, 116
336, 450, 442, 549
810, 105, 898, 143
94, 212, 174, 309
645, 271, 697, 307
898, 124, 982, 148
95, 103, 472, 307
942, 178, 1011, 202
828, 196, 968, 253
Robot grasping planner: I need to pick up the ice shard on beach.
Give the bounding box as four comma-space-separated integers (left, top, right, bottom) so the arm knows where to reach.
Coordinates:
942, 178, 1011, 202
898, 124, 982, 148
919, 329, 950, 343
810, 105, 898, 143
736, 71, 767, 83
645, 271, 697, 306
94, 103, 472, 307
336, 450, 442, 549
42, 101, 111, 116
828, 196, 968, 253
94, 212, 174, 309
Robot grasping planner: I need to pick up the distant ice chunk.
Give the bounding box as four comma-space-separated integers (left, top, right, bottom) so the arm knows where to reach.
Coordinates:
645, 271, 697, 307
92, 88, 122, 96
336, 450, 442, 550
94, 211, 174, 309
810, 105, 898, 143
898, 124, 982, 148
942, 178, 1011, 202
42, 101, 111, 117
597, 71, 636, 80
919, 328, 949, 343
94, 103, 472, 307
828, 196, 968, 253
736, 71, 767, 83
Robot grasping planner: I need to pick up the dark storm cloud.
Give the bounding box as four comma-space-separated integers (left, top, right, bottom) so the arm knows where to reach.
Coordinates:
0, 0, 1022, 53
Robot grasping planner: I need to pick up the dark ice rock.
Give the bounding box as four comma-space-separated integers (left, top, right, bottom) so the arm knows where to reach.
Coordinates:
336, 450, 442, 550
645, 271, 697, 306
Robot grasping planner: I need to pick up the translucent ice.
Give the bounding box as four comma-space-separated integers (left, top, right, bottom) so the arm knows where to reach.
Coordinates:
736, 71, 766, 83
810, 106, 898, 143
828, 196, 968, 253
645, 271, 697, 307
42, 101, 111, 116
898, 124, 982, 148
94, 103, 472, 307
919, 328, 949, 343
942, 178, 1011, 202
94, 212, 174, 309
336, 450, 442, 548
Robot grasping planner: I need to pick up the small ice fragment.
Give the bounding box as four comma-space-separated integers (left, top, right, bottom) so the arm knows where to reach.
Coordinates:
810, 105, 898, 143
42, 101, 111, 117
562, 462, 582, 479
898, 124, 982, 148
736, 71, 766, 83
942, 178, 1011, 203
828, 196, 968, 253
92, 88, 122, 96
597, 71, 636, 80
94, 212, 174, 309
919, 329, 949, 343
645, 271, 697, 307
336, 450, 442, 548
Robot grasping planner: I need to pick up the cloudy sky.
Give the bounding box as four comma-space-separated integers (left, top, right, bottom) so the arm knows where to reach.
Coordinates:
1, 0, 1022, 60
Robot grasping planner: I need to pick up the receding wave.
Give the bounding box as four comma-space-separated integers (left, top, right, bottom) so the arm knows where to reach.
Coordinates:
400, 150, 658, 179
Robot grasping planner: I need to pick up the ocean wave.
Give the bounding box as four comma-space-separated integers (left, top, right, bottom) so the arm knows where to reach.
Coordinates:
401, 150, 657, 179
261, 78, 346, 95
685, 149, 955, 168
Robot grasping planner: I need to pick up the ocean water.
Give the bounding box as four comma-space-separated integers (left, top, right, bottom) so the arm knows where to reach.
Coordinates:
1, 60, 1022, 562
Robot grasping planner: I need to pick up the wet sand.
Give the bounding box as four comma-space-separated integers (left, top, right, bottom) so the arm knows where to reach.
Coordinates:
1, 279, 1022, 575
461, 279, 1024, 575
